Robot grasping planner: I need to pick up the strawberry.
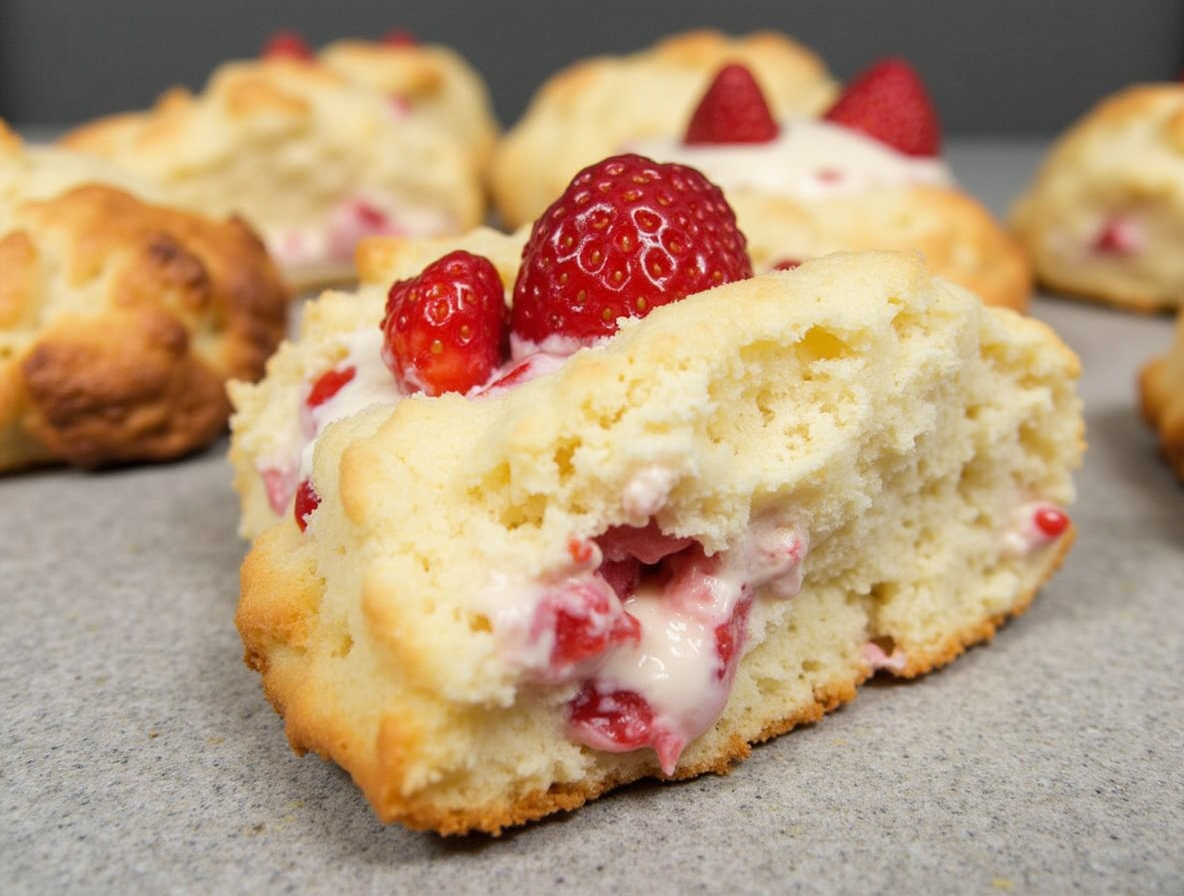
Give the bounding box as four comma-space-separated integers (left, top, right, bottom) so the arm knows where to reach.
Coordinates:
294, 479, 320, 531
381, 250, 509, 396
824, 58, 941, 157
261, 30, 315, 62
685, 63, 780, 145
771, 258, 802, 271
381, 29, 418, 48
511, 154, 752, 349
306, 365, 356, 409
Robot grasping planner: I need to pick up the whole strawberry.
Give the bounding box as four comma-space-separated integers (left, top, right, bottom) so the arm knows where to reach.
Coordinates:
511, 154, 752, 350
261, 30, 315, 62
824, 58, 940, 157
381, 250, 509, 396
685, 63, 780, 145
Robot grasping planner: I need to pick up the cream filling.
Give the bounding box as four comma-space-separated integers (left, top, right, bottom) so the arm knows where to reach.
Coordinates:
626, 118, 952, 201
265, 194, 457, 273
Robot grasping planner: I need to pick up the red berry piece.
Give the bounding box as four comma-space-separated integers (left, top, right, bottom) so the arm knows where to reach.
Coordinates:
713, 595, 753, 680
534, 581, 640, 671
596, 520, 695, 565
510, 154, 752, 349
772, 258, 802, 271
262, 30, 315, 62
381, 250, 509, 396
568, 685, 657, 751
1033, 505, 1069, 539
381, 29, 418, 48
597, 557, 642, 601
568, 684, 685, 772
306, 365, 356, 409
294, 479, 320, 532
1093, 215, 1142, 256
684, 63, 780, 145
824, 58, 941, 157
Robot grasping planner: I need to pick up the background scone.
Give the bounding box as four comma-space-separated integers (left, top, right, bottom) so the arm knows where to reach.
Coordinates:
318, 33, 498, 169
0, 127, 288, 472
490, 30, 839, 226
1139, 310, 1184, 477
231, 204, 1082, 833
63, 38, 490, 291
1012, 84, 1184, 311
492, 36, 1030, 310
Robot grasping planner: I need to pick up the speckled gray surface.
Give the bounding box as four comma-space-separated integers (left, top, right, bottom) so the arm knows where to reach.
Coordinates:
2, 142, 1183, 895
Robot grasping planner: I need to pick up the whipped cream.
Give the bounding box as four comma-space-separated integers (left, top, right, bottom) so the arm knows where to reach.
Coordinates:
626, 118, 952, 201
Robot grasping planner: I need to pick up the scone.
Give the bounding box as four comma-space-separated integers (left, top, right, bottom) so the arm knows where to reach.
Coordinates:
62, 35, 491, 291
1139, 310, 1184, 476
490, 29, 839, 226
231, 156, 1083, 834
1011, 84, 1184, 311
496, 43, 1029, 310
0, 125, 288, 471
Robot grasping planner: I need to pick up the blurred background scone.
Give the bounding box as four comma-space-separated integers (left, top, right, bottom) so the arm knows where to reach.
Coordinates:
0, 124, 288, 472
491, 30, 838, 228
492, 32, 1030, 310
1011, 84, 1184, 312
62, 35, 495, 291
1139, 310, 1184, 477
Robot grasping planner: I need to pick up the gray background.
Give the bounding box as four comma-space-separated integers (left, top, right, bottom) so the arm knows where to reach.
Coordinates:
1, 0, 1182, 132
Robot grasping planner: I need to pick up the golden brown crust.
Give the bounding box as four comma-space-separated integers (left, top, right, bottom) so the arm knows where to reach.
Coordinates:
0, 185, 288, 472
1138, 312, 1184, 478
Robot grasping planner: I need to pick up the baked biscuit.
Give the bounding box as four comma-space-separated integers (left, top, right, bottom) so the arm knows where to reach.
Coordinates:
1012, 84, 1184, 311
1139, 310, 1184, 477
492, 38, 1030, 310
0, 128, 287, 471
490, 30, 839, 228
319, 36, 498, 169
231, 233, 1082, 834
63, 47, 487, 290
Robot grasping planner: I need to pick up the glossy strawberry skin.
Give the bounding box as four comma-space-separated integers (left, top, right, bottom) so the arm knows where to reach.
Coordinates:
381, 250, 509, 397
824, 58, 941, 157
685, 63, 780, 145
261, 30, 315, 62
510, 154, 752, 348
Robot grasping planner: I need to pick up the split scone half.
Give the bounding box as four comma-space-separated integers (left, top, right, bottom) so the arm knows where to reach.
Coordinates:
1012, 84, 1184, 311
230, 237, 1082, 834
1139, 309, 1184, 477
491, 34, 1030, 311
62, 45, 489, 291
0, 124, 288, 472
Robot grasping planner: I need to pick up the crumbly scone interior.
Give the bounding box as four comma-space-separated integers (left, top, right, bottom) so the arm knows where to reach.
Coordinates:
233, 250, 1082, 833
1011, 84, 1184, 310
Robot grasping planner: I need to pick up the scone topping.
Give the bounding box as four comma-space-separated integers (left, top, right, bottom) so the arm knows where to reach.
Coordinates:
823, 58, 941, 157
1003, 501, 1072, 554
510, 153, 752, 355
261, 30, 315, 62
306, 366, 357, 408
685, 64, 780, 145
381, 250, 509, 396
294, 479, 320, 532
